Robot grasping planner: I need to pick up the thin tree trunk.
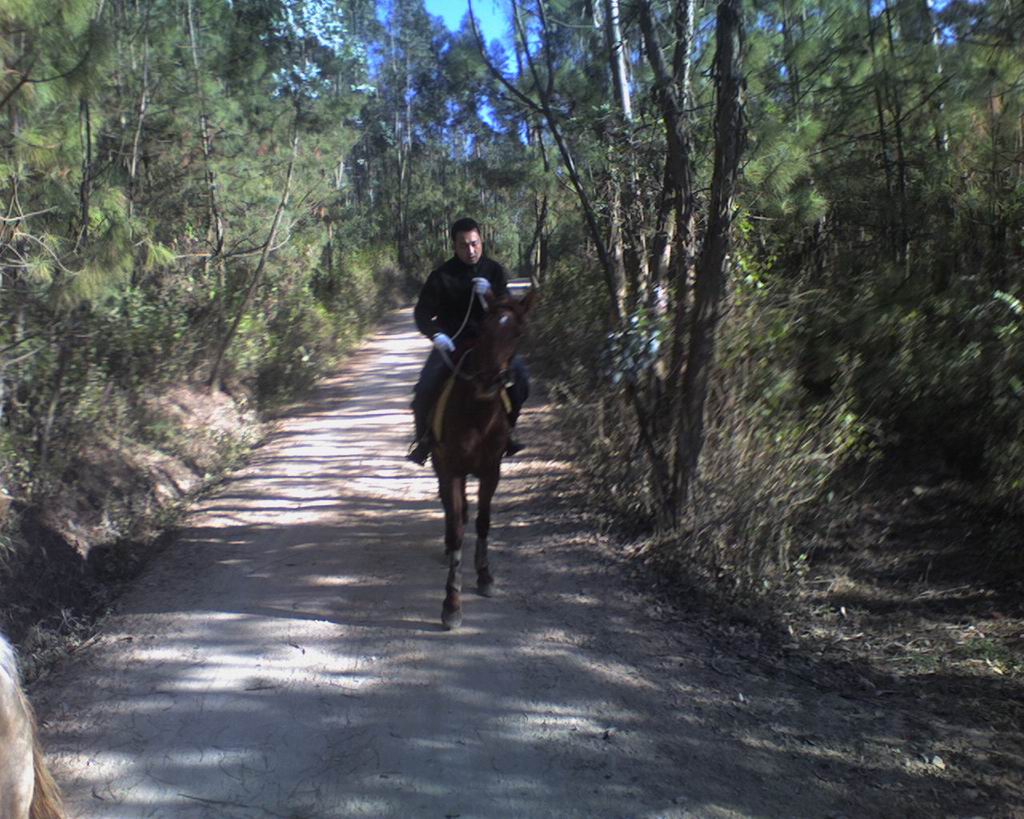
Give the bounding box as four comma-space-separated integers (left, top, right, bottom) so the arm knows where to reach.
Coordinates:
781, 0, 801, 114
637, 0, 697, 401
186, 0, 225, 262
127, 27, 149, 239
865, 0, 895, 209
882, 0, 910, 267
39, 332, 71, 467
603, 0, 641, 310
77, 98, 92, 249
649, 155, 675, 307
608, 185, 627, 307
208, 128, 299, 390
525, 194, 548, 284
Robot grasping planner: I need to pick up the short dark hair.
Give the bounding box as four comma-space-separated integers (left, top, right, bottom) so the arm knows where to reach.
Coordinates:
450, 217, 481, 243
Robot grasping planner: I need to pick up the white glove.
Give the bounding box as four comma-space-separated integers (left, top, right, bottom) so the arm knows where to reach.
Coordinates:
432, 332, 455, 353
472, 277, 492, 295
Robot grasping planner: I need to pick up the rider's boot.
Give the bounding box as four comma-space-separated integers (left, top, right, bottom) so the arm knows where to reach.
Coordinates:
505, 435, 525, 457
505, 406, 524, 457
406, 401, 432, 465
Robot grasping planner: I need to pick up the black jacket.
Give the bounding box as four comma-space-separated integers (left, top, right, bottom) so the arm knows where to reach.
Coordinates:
413, 255, 509, 340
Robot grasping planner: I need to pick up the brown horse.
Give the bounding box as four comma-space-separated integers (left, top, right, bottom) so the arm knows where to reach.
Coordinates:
0, 634, 64, 819
431, 289, 536, 629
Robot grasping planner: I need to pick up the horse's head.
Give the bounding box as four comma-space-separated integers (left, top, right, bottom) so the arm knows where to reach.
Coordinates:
471, 288, 537, 398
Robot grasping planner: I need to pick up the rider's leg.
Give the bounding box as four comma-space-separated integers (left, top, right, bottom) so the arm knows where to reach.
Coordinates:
504, 355, 530, 456
408, 349, 448, 464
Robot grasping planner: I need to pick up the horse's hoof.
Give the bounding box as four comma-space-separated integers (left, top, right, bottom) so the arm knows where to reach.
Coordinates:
441, 604, 463, 630
477, 576, 495, 597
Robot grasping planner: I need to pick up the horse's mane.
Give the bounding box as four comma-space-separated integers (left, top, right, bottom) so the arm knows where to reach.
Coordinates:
0, 633, 18, 682
31, 739, 64, 819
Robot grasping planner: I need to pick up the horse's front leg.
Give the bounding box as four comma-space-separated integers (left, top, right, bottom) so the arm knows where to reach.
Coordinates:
440, 473, 465, 629
475, 462, 500, 597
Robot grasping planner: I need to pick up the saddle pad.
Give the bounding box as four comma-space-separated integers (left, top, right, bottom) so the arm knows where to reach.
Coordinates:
431, 377, 513, 443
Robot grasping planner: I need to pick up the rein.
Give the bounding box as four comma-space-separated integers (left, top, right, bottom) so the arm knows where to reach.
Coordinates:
438, 283, 490, 374
446, 346, 511, 393
450, 285, 488, 343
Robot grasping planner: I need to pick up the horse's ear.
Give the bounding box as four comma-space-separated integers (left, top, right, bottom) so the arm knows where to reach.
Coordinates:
519, 286, 538, 314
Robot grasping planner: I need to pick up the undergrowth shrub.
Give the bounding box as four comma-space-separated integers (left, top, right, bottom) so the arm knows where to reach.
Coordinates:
93, 287, 195, 387
552, 386, 655, 531
525, 224, 1024, 594
541, 270, 868, 597
682, 383, 862, 595
232, 241, 405, 402
529, 235, 658, 525
795, 266, 1024, 509
530, 231, 610, 386
255, 292, 336, 399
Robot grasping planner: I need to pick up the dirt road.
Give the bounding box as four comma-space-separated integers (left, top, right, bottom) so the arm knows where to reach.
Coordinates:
35, 311, 962, 818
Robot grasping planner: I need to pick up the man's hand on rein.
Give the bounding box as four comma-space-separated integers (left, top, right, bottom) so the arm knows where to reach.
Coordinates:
471, 277, 491, 295
432, 333, 455, 353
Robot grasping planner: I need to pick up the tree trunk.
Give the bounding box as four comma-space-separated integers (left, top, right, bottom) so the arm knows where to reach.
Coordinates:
39, 331, 72, 467
77, 98, 92, 249
186, 0, 225, 263
637, 0, 698, 411
604, 0, 632, 123
666, 0, 746, 527
127, 26, 149, 245
881, 0, 910, 268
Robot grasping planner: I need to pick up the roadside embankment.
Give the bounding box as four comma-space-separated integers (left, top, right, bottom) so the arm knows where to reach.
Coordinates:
0, 383, 262, 677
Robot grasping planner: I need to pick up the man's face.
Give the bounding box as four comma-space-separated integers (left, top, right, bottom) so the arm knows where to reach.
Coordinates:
453, 229, 483, 266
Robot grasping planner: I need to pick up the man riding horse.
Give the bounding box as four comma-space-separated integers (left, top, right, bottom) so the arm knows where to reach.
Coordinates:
407, 217, 529, 465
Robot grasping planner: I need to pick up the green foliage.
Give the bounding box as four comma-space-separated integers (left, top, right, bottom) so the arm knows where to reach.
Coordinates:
0, 0, 411, 504
254, 294, 336, 398
1, 0, 1021, 590
529, 217, 611, 384
92, 289, 194, 386
223, 240, 405, 401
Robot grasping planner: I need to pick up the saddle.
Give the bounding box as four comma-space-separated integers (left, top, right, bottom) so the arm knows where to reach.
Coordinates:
431, 375, 513, 444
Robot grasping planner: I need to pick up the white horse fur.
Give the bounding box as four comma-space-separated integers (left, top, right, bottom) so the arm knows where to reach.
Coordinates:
0, 633, 63, 819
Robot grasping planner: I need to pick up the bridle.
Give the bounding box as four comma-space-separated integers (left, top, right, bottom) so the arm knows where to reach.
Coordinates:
458, 348, 513, 398
440, 291, 518, 398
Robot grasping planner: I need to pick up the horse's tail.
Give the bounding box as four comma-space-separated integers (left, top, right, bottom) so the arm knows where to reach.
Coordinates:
30, 734, 65, 819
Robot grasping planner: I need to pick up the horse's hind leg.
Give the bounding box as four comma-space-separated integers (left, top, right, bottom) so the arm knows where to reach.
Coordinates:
475, 464, 499, 597
440, 474, 464, 629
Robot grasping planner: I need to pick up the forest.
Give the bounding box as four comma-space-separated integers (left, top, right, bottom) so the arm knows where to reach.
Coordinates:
1, 0, 1022, 684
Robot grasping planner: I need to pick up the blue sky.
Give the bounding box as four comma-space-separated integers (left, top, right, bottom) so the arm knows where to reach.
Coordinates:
423, 0, 507, 45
